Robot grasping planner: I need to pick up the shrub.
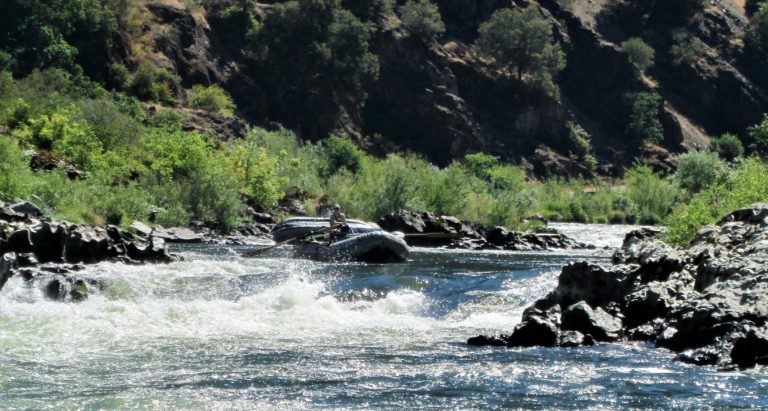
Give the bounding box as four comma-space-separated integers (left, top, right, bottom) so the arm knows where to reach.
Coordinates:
0, 135, 32, 199
474, 6, 566, 94
621, 37, 655, 71
711, 133, 744, 161
463, 153, 500, 180
675, 150, 728, 193
140, 129, 211, 179
227, 144, 285, 206
669, 29, 704, 66
746, 113, 768, 157
190, 84, 236, 115
666, 157, 768, 245
399, 0, 445, 40
626, 165, 678, 224
130, 61, 176, 102
624, 91, 664, 148
3, 99, 32, 128
75, 97, 142, 150
322, 134, 365, 175
108, 63, 131, 90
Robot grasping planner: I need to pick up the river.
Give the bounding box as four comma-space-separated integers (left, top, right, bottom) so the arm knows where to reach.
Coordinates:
1, 224, 766, 409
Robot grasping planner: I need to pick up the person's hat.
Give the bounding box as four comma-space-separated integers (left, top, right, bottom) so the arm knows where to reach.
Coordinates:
333, 204, 340, 209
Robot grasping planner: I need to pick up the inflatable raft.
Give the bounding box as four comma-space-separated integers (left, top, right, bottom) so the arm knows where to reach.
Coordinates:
271, 217, 382, 242
293, 231, 409, 263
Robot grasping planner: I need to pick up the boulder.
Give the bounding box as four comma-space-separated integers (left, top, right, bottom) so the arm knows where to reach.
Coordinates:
550, 262, 634, 308
151, 227, 203, 243
506, 315, 559, 347
9, 201, 44, 219
558, 330, 595, 347
0, 252, 17, 291
561, 301, 622, 342
730, 328, 768, 369
466, 335, 509, 347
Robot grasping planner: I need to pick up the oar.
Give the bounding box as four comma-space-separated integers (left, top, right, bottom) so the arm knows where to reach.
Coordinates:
242, 225, 338, 257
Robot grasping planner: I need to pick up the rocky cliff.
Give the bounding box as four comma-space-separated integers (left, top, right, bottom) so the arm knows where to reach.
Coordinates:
111, 0, 768, 175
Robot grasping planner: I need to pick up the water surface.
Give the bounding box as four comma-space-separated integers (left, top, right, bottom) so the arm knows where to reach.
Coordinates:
1, 224, 765, 409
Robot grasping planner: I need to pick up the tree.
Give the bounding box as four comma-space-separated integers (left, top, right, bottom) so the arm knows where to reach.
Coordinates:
711, 133, 744, 161
746, 114, 768, 157
473, 6, 565, 93
621, 37, 655, 71
254, 0, 379, 139
625, 92, 663, 148
748, 2, 768, 51
675, 150, 728, 193
399, 0, 445, 40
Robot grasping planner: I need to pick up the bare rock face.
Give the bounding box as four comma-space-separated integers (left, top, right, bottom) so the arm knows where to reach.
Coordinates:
468, 203, 768, 370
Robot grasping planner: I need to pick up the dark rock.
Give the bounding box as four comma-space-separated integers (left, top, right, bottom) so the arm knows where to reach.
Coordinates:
44, 278, 65, 300
7, 228, 34, 253
30, 222, 67, 263
0, 252, 17, 291
677, 346, 723, 366
730, 329, 768, 369
626, 319, 667, 342
558, 330, 595, 347
561, 301, 622, 342
507, 315, 559, 347
623, 282, 692, 328
551, 262, 634, 308
65, 225, 112, 263
151, 227, 203, 243
9, 201, 44, 219
467, 335, 509, 347
16, 253, 38, 267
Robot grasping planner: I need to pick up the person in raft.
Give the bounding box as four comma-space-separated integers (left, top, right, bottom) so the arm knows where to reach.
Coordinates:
328, 204, 351, 242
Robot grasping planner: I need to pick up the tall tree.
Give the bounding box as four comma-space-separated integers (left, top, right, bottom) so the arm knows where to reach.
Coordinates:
473, 6, 565, 93
253, 0, 379, 139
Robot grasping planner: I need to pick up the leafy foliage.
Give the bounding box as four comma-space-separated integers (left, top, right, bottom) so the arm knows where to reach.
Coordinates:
711, 133, 744, 161
474, 6, 566, 94
748, 2, 768, 50
399, 0, 445, 40
621, 37, 655, 71
746, 113, 768, 157
669, 29, 704, 66
190, 85, 236, 116
674, 150, 728, 193
321, 134, 365, 175
624, 92, 663, 148
666, 157, 768, 245
254, 0, 379, 138
625, 165, 678, 224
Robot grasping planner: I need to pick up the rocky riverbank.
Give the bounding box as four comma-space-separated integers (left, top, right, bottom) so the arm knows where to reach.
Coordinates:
378, 210, 594, 251
0, 200, 182, 300
468, 203, 768, 370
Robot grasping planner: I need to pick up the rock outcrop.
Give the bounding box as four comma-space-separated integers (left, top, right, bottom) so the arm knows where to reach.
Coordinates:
378, 210, 593, 250
0, 200, 180, 297
468, 203, 768, 370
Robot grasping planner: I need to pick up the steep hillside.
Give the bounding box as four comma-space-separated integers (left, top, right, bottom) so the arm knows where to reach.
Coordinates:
5, 0, 767, 177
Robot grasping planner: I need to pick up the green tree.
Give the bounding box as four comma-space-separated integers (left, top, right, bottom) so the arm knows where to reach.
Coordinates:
322, 134, 364, 175
624, 91, 664, 148
254, 0, 379, 138
669, 29, 704, 66
474, 6, 565, 93
621, 37, 655, 71
748, 2, 768, 51
399, 0, 445, 40
711, 133, 744, 161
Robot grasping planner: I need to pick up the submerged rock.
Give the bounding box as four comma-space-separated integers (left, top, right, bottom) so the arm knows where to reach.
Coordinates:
468, 203, 768, 370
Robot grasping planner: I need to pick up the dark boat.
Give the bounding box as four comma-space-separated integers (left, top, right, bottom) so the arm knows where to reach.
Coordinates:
271, 217, 382, 242
293, 231, 410, 263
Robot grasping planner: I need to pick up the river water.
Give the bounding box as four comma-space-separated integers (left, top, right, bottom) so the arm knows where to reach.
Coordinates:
1, 224, 766, 409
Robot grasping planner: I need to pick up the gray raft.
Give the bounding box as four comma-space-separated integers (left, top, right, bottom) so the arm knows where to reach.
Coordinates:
293, 231, 409, 263
271, 217, 382, 242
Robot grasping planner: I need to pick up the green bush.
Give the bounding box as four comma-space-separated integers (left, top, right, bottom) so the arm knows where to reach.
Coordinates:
711, 133, 744, 161
75, 97, 142, 150
322, 134, 365, 175
227, 143, 285, 206
140, 129, 211, 180
621, 37, 655, 71
748, 2, 768, 50
108, 63, 131, 90
626, 165, 678, 224
0, 135, 32, 199
190, 84, 236, 115
675, 150, 728, 193
669, 30, 704, 66
130, 62, 176, 103
625, 91, 664, 148
399, 0, 445, 40
474, 6, 566, 94
746, 113, 768, 157
666, 157, 768, 245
